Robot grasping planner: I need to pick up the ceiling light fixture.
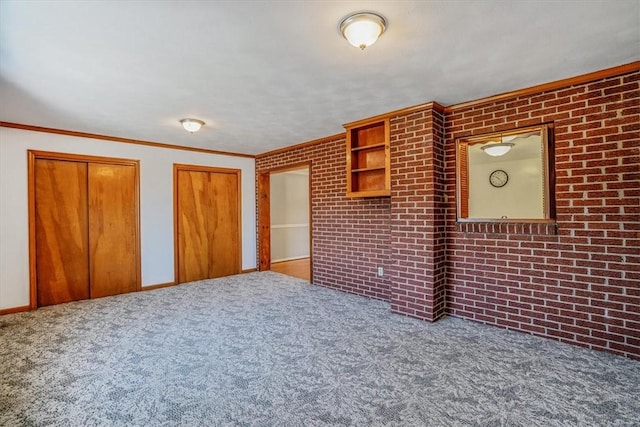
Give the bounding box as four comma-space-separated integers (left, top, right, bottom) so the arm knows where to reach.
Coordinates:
340, 12, 387, 50
481, 141, 514, 157
180, 118, 205, 133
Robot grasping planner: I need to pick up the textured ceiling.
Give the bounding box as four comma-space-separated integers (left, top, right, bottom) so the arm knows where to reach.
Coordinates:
1, 1, 638, 155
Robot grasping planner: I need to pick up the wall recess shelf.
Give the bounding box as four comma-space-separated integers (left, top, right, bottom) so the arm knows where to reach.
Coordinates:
345, 118, 390, 198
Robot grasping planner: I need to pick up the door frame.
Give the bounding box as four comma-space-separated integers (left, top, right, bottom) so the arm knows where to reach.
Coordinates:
28, 150, 141, 309
173, 163, 243, 283
257, 161, 312, 281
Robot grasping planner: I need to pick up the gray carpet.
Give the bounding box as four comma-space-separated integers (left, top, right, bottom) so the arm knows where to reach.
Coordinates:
0, 272, 638, 426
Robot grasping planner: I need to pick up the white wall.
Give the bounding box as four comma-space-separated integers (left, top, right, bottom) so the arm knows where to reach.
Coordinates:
468, 157, 544, 219
270, 170, 309, 262
0, 127, 256, 310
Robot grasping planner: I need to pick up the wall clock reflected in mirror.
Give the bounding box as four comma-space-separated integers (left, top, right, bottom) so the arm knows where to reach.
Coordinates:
489, 169, 509, 188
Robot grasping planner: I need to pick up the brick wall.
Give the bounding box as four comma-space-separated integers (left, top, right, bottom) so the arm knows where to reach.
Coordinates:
256, 136, 392, 301
256, 68, 639, 359
444, 71, 640, 358
389, 106, 447, 321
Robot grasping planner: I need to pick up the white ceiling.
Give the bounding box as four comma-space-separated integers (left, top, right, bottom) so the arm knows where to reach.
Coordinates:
1, 1, 638, 155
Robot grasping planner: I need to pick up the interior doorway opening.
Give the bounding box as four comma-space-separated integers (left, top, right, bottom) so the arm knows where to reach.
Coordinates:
258, 163, 311, 282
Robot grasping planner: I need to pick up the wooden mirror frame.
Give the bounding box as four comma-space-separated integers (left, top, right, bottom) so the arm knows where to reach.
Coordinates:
455, 124, 556, 222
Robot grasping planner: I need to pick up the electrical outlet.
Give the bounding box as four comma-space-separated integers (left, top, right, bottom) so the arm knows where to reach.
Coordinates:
377, 267, 384, 277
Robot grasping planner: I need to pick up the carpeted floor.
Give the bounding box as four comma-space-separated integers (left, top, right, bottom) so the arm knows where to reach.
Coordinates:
1, 272, 638, 426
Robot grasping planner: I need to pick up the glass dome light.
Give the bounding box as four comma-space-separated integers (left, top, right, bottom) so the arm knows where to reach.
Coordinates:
340, 12, 387, 50
481, 142, 514, 157
180, 118, 205, 133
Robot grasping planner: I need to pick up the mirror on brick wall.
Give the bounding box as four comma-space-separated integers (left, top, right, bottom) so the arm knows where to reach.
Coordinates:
456, 124, 555, 221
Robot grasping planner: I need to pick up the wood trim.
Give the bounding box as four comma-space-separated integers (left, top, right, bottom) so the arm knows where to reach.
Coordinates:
1, 121, 254, 159
141, 282, 177, 291
343, 102, 445, 129
258, 171, 271, 272
241, 268, 258, 273
173, 164, 243, 283
384, 118, 391, 194
133, 164, 143, 292
263, 161, 312, 174
346, 125, 353, 196
173, 163, 242, 175
546, 123, 557, 220
456, 124, 549, 144
271, 257, 310, 264
28, 150, 142, 309
27, 152, 37, 309
0, 305, 31, 315
456, 141, 469, 218
445, 61, 640, 112
28, 150, 140, 166
236, 169, 243, 278
256, 133, 343, 159
173, 165, 180, 284
306, 162, 313, 283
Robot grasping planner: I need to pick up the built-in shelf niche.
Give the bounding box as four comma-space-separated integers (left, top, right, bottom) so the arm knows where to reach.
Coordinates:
345, 118, 390, 198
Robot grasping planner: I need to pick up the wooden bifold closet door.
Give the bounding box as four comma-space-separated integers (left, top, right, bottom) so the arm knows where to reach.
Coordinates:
34, 159, 90, 306
30, 151, 140, 308
175, 165, 241, 283
88, 163, 138, 298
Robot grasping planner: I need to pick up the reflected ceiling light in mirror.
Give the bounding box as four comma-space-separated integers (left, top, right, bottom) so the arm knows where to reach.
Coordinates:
340, 12, 387, 50
180, 118, 205, 133
481, 141, 514, 156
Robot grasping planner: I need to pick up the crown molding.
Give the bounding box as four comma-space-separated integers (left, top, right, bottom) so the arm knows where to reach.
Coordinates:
0, 122, 255, 159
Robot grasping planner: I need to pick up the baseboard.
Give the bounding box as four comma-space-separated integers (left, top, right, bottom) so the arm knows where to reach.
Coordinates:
271, 256, 310, 264
241, 268, 258, 273
141, 282, 177, 291
0, 305, 31, 315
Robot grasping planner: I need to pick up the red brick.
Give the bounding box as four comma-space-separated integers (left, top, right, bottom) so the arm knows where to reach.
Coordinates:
258, 68, 640, 359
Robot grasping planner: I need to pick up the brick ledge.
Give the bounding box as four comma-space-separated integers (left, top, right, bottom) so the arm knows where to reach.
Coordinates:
456, 221, 558, 235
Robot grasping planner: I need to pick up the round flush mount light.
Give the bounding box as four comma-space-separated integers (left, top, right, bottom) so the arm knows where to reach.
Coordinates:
339, 12, 387, 50
481, 142, 514, 157
180, 118, 205, 133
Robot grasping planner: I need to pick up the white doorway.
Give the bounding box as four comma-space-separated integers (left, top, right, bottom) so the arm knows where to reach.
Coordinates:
269, 166, 310, 280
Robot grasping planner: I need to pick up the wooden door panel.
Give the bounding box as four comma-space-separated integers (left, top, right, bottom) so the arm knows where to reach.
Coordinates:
88, 163, 138, 298
177, 170, 209, 283
208, 172, 240, 278
35, 159, 89, 306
